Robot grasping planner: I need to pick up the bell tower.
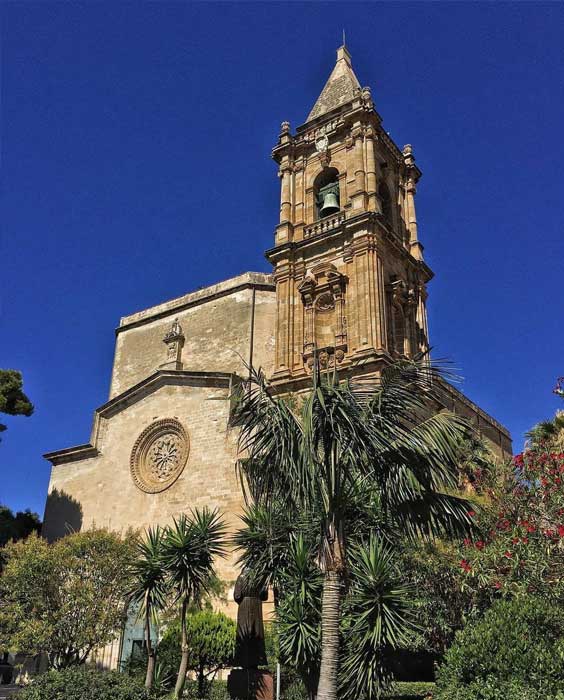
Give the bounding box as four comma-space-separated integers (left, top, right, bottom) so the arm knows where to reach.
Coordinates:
266, 45, 433, 388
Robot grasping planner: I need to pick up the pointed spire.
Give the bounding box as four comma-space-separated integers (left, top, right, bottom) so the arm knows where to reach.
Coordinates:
307, 45, 362, 122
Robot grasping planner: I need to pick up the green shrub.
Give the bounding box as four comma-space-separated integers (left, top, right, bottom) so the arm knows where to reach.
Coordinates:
435, 596, 564, 698
19, 667, 156, 700
183, 679, 228, 699
386, 681, 435, 698
436, 678, 564, 700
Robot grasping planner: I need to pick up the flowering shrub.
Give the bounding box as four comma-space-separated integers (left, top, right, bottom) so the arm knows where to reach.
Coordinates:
457, 450, 564, 601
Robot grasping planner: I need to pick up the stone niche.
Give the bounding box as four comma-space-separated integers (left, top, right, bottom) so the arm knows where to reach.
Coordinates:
298, 262, 348, 369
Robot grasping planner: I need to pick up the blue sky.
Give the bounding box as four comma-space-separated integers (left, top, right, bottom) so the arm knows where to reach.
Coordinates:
1, 1, 563, 517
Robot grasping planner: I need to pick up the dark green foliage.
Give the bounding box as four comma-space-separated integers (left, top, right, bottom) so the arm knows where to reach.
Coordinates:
386, 682, 435, 699
435, 596, 564, 698
18, 667, 156, 700
0, 369, 33, 437
156, 611, 234, 696
435, 679, 564, 700
0, 505, 41, 547
396, 538, 471, 655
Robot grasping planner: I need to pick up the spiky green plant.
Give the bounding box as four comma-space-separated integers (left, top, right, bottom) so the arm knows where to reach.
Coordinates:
161, 508, 227, 699
128, 526, 169, 689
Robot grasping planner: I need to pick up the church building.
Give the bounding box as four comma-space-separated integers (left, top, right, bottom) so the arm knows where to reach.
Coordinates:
43, 45, 512, 664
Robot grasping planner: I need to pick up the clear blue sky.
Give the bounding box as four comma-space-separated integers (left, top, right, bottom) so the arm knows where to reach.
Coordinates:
2, 2, 563, 517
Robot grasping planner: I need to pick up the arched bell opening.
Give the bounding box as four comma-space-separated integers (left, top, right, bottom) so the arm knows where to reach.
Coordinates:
314, 168, 340, 220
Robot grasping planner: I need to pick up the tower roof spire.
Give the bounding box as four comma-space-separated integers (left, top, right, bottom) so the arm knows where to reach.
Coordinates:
307, 44, 361, 122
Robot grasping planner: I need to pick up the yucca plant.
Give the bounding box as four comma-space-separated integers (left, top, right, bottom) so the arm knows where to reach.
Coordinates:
161, 508, 227, 699
340, 536, 415, 699
235, 356, 477, 700
128, 526, 169, 689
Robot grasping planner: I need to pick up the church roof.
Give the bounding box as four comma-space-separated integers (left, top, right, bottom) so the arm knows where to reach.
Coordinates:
307, 45, 362, 122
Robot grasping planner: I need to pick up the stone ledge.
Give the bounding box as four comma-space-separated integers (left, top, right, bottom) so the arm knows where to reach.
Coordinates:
117, 272, 274, 333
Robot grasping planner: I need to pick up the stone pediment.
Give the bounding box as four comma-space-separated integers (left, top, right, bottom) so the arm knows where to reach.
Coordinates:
44, 370, 238, 466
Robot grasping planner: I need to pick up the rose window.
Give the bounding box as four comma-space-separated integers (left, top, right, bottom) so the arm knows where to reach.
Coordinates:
130, 419, 189, 493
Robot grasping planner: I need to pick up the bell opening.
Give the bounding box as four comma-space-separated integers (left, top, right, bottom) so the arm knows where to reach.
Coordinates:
315, 169, 340, 220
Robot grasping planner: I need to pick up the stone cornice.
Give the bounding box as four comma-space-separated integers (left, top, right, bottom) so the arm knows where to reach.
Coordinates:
266, 211, 434, 281
439, 379, 511, 440
117, 272, 275, 334
44, 370, 239, 466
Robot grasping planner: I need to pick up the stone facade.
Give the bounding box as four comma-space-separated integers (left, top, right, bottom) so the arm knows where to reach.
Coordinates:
43, 44, 512, 667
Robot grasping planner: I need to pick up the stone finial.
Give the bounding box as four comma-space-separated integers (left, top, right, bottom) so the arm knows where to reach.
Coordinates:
402, 144, 413, 157
280, 121, 291, 135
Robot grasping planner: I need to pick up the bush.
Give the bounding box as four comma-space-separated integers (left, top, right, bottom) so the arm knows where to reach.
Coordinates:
435, 596, 564, 698
386, 681, 435, 698
183, 679, 228, 699
436, 678, 564, 700
18, 667, 157, 700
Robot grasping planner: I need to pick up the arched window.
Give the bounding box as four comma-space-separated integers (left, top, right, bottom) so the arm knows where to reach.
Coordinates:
378, 182, 393, 226
314, 168, 340, 220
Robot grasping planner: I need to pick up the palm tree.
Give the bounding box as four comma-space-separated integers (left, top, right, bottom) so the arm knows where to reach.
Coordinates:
128, 526, 169, 689
235, 357, 476, 700
526, 413, 564, 451
161, 508, 227, 700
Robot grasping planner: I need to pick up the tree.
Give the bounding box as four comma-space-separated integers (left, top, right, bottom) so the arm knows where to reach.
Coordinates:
128, 526, 170, 689
161, 509, 227, 699
0, 529, 135, 668
0, 370, 33, 439
157, 611, 235, 697
235, 357, 476, 700
0, 506, 41, 547
525, 376, 564, 452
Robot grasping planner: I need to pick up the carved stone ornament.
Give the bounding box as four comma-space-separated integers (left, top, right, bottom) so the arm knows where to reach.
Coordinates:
130, 419, 189, 493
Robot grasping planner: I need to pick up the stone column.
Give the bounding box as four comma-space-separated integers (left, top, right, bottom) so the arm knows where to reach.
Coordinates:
279, 164, 292, 223
365, 127, 379, 212
354, 128, 365, 194
403, 144, 424, 261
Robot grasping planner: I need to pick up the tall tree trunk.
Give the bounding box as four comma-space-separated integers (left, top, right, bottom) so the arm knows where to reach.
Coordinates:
174, 598, 189, 699
144, 597, 156, 689
316, 568, 343, 700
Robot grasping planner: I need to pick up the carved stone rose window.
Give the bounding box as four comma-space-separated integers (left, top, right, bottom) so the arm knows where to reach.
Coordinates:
130, 419, 189, 493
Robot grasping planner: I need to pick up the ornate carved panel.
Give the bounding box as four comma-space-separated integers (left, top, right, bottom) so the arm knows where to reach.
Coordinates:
298, 262, 348, 369
130, 418, 189, 493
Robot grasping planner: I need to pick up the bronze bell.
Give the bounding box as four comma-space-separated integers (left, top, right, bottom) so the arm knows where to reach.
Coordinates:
320, 191, 339, 217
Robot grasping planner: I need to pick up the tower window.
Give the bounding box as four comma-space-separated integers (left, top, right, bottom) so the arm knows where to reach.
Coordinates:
314, 168, 340, 220
379, 183, 393, 225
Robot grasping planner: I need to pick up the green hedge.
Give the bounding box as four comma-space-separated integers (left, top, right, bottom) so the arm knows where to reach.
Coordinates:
19, 667, 156, 700
385, 682, 435, 699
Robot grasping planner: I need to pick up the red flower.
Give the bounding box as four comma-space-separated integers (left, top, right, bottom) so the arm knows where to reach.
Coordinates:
475, 540, 485, 550
463, 538, 472, 547
544, 529, 555, 538
522, 537, 529, 544
493, 581, 502, 589
467, 510, 476, 517
558, 525, 564, 538
512, 537, 520, 544
504, 551, 513, 558
460, 559, 472, 573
